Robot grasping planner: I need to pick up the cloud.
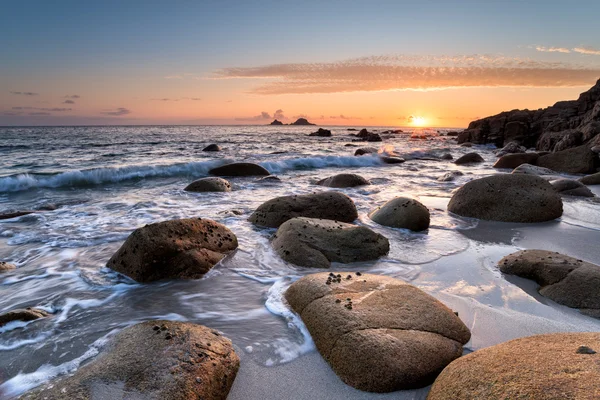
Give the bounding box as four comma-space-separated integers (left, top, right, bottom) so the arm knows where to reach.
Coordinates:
573, 47, 600, 56
12, 107, 71, 112
191, 98, 202, 101
28, 112, 51, 116
536, 46, 571, 53
63, 99, 75, 104
10, 91, 38, 96
329, 114, 362, 120
235, 111, 272, 121
64, 95, 80, 99
273, 109, 285, 119
101, 107, 131, 116
213, 54, 600, 94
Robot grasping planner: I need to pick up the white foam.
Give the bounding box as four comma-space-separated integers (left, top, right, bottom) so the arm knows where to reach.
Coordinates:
260, 155, 383, 174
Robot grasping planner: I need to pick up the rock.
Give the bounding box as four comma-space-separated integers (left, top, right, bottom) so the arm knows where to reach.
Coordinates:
317, 174, 370, 188
0, 210, 35, 220
369, 197, 430, 231
427, 333, 600, 400
460, 142, 473, 147
184, 177, 232, 192
493, 153, 539, 169
0, 261, 16, 272
354, 147, 378, 156
249, 192, 358, 228
380, 156, 405, 164
448, 174, 563, 222
366, 133, 382, 142
438, 171, 464, 182
0, 308, 49, 327
454, 152, 484, 165
356, 128, 370, 138
108, 218, 238, 282
22, 321, 239, 400
440, 153, 453, 160
353, 129, 382, 142
285, 273, 471, 392
512, 163, 557, 176
290, 118, 315, 125
209, 162, 270, 177
551, 179, 594, 197
270, 119, 284, 125
309, 128, 332, 137
256, 175, 281, 183
580, 172, 600, 185
202, 144, 221, 152
537, 145, 599, 174
272, 218, 389, 268
499, 250, 600, 315
577, 345, 597, 354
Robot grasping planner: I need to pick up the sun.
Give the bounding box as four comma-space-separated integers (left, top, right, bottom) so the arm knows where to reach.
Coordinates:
410, 116, 427, 127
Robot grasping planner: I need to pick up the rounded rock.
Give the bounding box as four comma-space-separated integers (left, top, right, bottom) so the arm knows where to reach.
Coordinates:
317, 174, 371, 188
184, 177, 232, 193
209, 162, 270, 177
369, 197, 430, 231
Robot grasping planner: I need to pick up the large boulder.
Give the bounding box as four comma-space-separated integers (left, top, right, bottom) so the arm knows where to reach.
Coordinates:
579, 171, 600, 185
0, 261, 16, 272
448, 174, 563, 222
537, 145, 598, 174
511, 163, 557, 176
354, 147, 378, 156
249, 191, 358, 228
108, 218, 238, 282
184, 177, 232, 192
309, 128, 332, 137
499, 250, 600, 316
550, 179, 594, 197
317, 174, 370, 188
495, 141, 526, 157
454, 152, 484, 165
0, 308, 48, 327
493, 153, 539, 169
369, 197, 430, 231
427, 333, 600, 400
272, 218, 389, 268
285, 273, 471, 392
209, 162, 270, 177
23, 321, 239, 400
202, 144, 221, 152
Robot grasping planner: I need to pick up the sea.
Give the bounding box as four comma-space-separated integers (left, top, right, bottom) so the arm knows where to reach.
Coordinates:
1, 125, 600, 398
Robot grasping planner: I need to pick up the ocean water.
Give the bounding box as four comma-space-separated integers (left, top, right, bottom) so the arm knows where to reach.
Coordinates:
1, 125, 600, 398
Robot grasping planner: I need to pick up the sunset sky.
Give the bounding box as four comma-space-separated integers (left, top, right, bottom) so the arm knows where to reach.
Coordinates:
1, 0, 600, 127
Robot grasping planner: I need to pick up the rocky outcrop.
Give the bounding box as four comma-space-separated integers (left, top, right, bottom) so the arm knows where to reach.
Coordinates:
369, 197, 430, 231
536, 144, 598, 174
249, 191, 358, 228
457, 79, 600, 152
184, 177, 232, 192
493, 153, 539, 169
354, 147, 378, 156
454, 152, 484, 165
580, 171, 600, 185
309, 128, 332, 137
270, 119, 284, 125
448, 174, 563, 222
108, 218, 238, 282
551, 179, 594, 197
495, 141, 526, 157
353, 129, 382, 142
209, 162, 270, 177
0, 261, 16, 272
499, 250, 600, 316
427, 333, 600, 400
0, 308, 49, 327
438, 171, 464, 182
272, 218, 389, 268
23, 321, 239, 400
202, 144, 221, 152
290, 118, 315, 125
285, 273, 471, 392
317, 174, 370, 188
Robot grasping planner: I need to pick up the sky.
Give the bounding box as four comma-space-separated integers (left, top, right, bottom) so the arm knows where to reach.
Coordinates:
1, 0, 600, 127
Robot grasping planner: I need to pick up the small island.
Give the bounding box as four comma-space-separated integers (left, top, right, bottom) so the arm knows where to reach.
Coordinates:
268, 118, 316, 126
270, 119, 283, 125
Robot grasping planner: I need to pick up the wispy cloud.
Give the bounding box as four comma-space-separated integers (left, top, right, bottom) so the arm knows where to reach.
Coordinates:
28, 112, 51, 116
536, 46, 571, 53
63, 99, 75, 104
12, 107, 72, 112
214, 54, 600, 94
573, 47, 600, 56
64, 94, 80, 99
10, 91, 38, 96
235, 111, 272, 121
101, 107, 131, 116
329, 114, 362, 120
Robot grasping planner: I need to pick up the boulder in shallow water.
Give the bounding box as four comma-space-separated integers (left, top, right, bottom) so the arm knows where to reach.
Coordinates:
495, 141, 526, 157
285, 273, 471, 392
440, 153, 453, 160
256, 175, 281, 183
454, 152, 484, 165
369, 197, 430, 231
108, 218, 238, 282
272, 218, 389, 268
0, 261, 16, 273
579, 171, 600, 185
428, 333, 600, 400
317, 174, 370, 188
511, 163, 557, 176
209, 162, 270, 177
354, 147, 378, 156
23, 321, 239, 400
438, 171, 464, 182
493, 153, 539, 169
202, 144, 221, 152
0, 308, 48, 327
380, 156, 405, 164
448, 174, 563, 222
537, 145, 598, 174
249, 191, 358, 228
309, 128, 332, 137
550, 179, 594, 197
184, 177, 232, 192
0, 210, 35, 220
499, 249, 600, 316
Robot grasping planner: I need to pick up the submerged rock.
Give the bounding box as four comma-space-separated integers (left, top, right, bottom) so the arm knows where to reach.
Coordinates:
108, 218, 238, 282
0, 261, 16, 273
369, 197, 430, 231
428, 333, 600, 400
249, 191, 358, 228
454, 152, 484, 165
0, 210, 35, 220
202, 144, 221, 152
551, 179, 594, 197
493, 153, 539, 169
354, 147, 378, 156
309, 128, 332, 137
285, 273, 471, 392
209, 162, 270, 177
437, 171, 464, 182
499, 249, 600, 316
317, 174, 370, 188
256, 175, 281, 183
448, 174, 563, 222
380, 156, 405, 164
22, 321, 239, 400
272, 218, 389, 268
0, 308, 49, 327
440, 153, 453, 160
579, 172, 600, 185
537, 145, 598, 174
184, 177, 232, 192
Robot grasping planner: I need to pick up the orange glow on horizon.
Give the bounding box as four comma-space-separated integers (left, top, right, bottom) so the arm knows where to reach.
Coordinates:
410, 116, 427, 127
